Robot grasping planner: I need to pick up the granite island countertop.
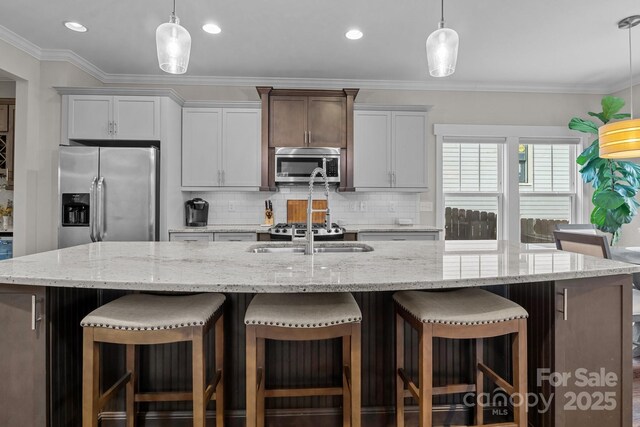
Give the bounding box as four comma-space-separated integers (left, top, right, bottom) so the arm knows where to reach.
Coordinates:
0, 240, 637, 293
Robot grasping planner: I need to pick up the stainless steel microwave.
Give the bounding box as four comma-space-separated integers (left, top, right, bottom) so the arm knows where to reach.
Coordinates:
275, 147, 340, 184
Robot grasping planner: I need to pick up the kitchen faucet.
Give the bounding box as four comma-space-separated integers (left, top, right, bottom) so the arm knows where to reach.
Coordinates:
305, 163, 331, 255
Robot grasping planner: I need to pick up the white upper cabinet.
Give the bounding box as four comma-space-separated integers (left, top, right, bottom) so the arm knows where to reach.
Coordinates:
182, 107, 261, 189
182, 108, 223, 187
354, 108, 428, 190
221, 109, 261, 187
67, 95, 160, 140
393, 112, 428, 188
67, 95, 113, 139
354, 111, 392, 188
112, 96, 161, 140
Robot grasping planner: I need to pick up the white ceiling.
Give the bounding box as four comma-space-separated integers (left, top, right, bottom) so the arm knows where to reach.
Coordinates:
0, 0, 639, 93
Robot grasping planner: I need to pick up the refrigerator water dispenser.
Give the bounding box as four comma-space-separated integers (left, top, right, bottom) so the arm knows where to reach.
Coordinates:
62, 193, 90, 226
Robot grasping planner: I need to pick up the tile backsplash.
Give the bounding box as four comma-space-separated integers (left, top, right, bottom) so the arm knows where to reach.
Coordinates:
190, 189, 419, 225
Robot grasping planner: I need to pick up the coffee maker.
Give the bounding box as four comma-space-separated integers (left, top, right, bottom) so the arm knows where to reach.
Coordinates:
185, 198, 209, 227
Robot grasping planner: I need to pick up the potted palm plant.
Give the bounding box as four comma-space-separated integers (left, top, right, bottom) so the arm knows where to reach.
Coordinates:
569, 96, 640, 244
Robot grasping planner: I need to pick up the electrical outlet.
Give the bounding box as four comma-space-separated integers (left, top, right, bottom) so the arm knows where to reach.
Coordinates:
228, 201, 235, 212
360, 201, 367, 212
389, 201, 397, 212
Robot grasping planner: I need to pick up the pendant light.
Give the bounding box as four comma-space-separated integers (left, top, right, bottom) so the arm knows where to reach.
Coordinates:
426, 0, 459, 77
599, 15, 640, 159
156, 0, 191, 75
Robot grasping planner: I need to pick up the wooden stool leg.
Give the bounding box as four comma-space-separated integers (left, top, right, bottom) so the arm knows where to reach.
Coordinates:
257, 338, 266, 427
395, 311, 405, 427
126, 344, 136, 427
215, 314, 225, 427
418, 324, 433, 427
512, 319, 528, 427
342, 334, 352, 427
246, 326, 258, 427
475, 338, 484, 426
82, 328, 100, 427
350, 323, 362, 427
192, 327, 206, 427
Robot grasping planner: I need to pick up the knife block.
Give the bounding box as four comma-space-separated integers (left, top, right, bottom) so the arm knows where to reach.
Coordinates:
264, 209, 274, 226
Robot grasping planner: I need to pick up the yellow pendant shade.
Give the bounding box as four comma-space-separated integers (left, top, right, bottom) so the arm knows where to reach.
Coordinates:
598, 118, 640, 159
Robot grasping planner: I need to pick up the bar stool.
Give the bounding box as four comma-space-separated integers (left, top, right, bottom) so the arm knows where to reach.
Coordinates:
394, 288, 528, 427
80, 293, 226, 427
244, 292, 362, 427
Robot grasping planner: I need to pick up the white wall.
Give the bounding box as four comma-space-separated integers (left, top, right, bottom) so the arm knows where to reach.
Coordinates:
0, 81, 15, 97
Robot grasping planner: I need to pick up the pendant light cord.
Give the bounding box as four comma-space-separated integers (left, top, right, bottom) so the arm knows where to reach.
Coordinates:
629, 25, 634, 119
441, 0, 444, 23
173, 0, 176, 15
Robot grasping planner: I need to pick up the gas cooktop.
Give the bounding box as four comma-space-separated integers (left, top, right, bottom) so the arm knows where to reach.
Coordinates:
269, 222, 345, 240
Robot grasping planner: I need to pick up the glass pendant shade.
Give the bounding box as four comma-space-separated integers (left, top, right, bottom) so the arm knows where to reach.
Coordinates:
599, 118, 640, 158
426, 25, 459, 77
156, 14, 191, 74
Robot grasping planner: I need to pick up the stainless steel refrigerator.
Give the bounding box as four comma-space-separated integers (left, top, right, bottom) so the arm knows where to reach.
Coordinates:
58, 145, 159, 248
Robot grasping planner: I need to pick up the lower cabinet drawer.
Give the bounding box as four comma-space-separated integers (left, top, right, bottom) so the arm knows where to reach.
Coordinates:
214, 232, 257, 242
169, 232, 214, 242
358, 231, 439, 241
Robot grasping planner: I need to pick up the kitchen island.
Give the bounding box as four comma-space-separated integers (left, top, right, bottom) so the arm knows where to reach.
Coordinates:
0, 240, 637, 427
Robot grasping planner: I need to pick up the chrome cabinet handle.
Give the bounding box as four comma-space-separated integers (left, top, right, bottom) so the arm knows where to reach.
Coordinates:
308, 131, 311, 145
31, 295, 42, 331
107, 122, 112, 135
89, 177, 98, 242
113, 122, 118, 135
222, 170, 225, 185
563, 288, 568, 321
97, 177, 105, 241
304, 131, 308, 145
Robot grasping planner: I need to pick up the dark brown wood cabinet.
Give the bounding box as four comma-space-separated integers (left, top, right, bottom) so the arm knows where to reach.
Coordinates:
0, 105, 8, 132
269, 95, 346, 148
0, 285, 47, 427
511, 275, 632, 427
257, 87, 358, 191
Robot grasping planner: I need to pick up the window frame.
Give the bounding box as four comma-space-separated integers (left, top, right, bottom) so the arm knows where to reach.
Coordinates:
435, 125, 587, 242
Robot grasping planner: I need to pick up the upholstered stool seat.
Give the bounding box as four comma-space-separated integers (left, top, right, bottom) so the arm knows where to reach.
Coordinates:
394, 288, 528, 427
245, 292, 362, 427
244, 293, 362, 328
81, 293, 226, 427
393, 288, 528, 325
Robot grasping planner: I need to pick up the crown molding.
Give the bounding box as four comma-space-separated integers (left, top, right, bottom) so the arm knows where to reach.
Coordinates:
0, 24, 42, 59
54, 86, 185, 105
0, 24, 633, 96
39, 49, 107, 82
99, 72, 617, 94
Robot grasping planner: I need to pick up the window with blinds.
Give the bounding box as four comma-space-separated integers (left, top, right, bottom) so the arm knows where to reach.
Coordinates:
442, 142, 502, 240
518, 141, 578, 243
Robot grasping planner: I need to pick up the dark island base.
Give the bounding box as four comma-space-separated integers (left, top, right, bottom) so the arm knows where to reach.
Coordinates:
46, 276, 631, 427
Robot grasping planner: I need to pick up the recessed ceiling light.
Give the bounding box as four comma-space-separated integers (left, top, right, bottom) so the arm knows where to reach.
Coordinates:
345, 29, 363, 40
64, 21, 88, 33
202, 23, 222, 34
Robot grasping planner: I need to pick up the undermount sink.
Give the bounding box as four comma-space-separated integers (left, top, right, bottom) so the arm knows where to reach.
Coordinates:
249, 243, 374, 254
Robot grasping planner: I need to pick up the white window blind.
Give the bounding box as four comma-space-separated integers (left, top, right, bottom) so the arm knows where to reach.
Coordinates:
442, 143, 499, 192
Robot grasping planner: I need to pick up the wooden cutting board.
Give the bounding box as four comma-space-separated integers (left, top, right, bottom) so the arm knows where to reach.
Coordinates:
287, 199, 328, 223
